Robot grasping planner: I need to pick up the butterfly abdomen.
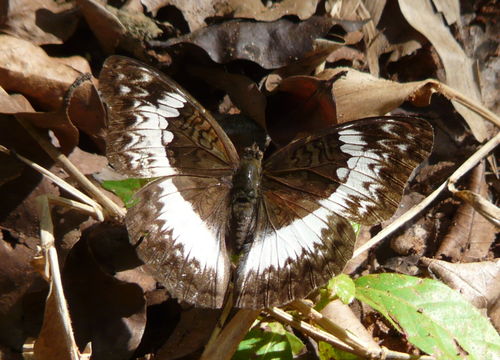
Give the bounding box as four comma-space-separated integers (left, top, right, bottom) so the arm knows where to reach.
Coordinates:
230, 145, 263, 252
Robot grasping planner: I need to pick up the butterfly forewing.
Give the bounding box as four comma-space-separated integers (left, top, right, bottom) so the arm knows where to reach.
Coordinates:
234, 116, 433, 308
100, 56, 239, 178
262, 117, 433, 225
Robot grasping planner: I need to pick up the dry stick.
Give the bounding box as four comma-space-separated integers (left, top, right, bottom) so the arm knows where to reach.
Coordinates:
290, 300, 371, 351
200, 309, 261, 360
16, 116, 126, 219
268, 307, 435, 360
435, 80, 500, 128
37, 196, 81, 360
354, 131, 500, 258
0, 145, 105, 221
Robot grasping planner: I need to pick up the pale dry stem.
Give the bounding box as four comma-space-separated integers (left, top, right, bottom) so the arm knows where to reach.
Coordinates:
16, 116, 126, 219
36, 195, 82, 360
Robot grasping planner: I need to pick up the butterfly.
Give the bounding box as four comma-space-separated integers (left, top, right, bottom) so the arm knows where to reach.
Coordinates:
99, 56, 433, 309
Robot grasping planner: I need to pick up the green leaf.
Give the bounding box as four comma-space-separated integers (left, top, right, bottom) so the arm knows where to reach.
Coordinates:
349, 221, 361, 236
316, 274, 356, 311
101, 178, 152, 208
355, 274, 500, 360
234, 321, 304, 360
318, 341, 361, 360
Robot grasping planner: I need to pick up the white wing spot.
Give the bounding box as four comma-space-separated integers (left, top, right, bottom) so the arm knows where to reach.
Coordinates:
166, 92, 187, 103
139, 72, 153, 82
339, 129, 367, 145
119, 85, 131, 94
158, 93, 185, 108
336, 167, 348, 181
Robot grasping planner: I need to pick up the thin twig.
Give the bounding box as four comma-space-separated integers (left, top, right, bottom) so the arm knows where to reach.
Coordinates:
37, 196, 81, 360
354, 131, 500, 258
0, 145, 105, 221
15, 116, 126, 219
200, 309, 260, 360
435, 81, 500, 128
290, 299, 371, 350
268, 307, 436, 360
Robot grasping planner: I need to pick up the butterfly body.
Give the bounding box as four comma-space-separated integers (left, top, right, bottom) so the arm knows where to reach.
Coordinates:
100, 56, 433, 309
230, 145, 263, 252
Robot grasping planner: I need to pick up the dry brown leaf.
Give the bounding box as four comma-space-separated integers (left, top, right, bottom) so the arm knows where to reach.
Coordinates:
0, 230, 46, 351
33, 282, 81, 360
156, 308, 221, 359
320, 299, 379, 351
398, 0, 491, 142
188, 66, 266, 128
63, 224, 147, 360
437, 162, 497, 261
422, 258, 500, 310
453, 190, 500, 228
0, 35, 81, 110
78, 0, 162, 57
165, 17, 343, 69
361, 0, 425, 77
0, 0, 79, 45
142, 0, 320, 31
0, 88, 35, 113
0, 36, 106, 151
318, 67, 433, 122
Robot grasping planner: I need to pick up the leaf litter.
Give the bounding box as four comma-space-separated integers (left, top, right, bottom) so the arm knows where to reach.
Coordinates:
0, 1, 498, 360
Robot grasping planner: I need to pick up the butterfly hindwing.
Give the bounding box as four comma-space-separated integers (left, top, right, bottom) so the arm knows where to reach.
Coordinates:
100, 56, 239, 178
126, 175, 232, 308
235, 117, 433, 308
235, 186, 355, 308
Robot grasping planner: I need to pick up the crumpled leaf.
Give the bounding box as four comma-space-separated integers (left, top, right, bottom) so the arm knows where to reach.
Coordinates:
398, 0, 490, 142
0, 35, 106, 151
155, 308, 221, 360
317, 67, 488, 126
63, 223, 148, 360
142, 0, 320, 31
0, 230, 47, 351
355, 274, 500, 360
78, 0, 163, 58
422, 258, 500, 311
436, 162, 497, 261
165, 17, 344, 69
265, 75, 340, 146
362, 0, 425, 77
0, 0, 79, 45
188, 66, 267, 128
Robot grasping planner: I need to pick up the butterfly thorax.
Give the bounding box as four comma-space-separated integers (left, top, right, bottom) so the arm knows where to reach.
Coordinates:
230, 145, 263, 253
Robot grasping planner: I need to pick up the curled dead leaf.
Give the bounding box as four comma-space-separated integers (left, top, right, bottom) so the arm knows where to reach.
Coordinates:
266, 75, 339, 146
143, 0, 321, 32
164, 17, 345, 69
399, 0, 491, 142
0, 0, 79, 45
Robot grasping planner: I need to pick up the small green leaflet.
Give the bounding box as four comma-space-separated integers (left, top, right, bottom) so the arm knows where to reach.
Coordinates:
355, 273, 500, 360
234, 321, 304, 360
101, 178, 153, 208
316, 274, 356, 311
318, 341, 361, 360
